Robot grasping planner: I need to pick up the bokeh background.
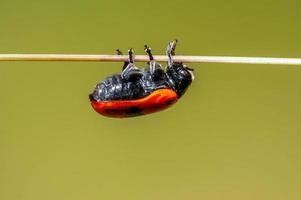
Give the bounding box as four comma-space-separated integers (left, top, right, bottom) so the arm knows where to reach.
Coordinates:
0, 0, 301, 199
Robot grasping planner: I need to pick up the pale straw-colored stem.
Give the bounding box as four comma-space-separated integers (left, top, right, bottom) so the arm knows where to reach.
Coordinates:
0, 54, 301, 65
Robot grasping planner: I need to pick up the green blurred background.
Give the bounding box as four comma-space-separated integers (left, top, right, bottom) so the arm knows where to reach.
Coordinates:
0, 0, 301, 199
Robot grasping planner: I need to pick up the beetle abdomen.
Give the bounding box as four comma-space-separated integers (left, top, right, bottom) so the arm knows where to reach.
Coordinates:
90, 89, 178, 118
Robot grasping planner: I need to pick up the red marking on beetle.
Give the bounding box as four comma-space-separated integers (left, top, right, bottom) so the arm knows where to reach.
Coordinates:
90, 89, 178, 118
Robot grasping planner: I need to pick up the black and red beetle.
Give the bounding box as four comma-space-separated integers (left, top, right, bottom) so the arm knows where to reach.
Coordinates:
89, 40, 194, 118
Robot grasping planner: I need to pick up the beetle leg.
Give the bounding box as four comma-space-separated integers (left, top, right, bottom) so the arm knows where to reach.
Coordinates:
121, 49, 142, 81
144, 45, 162, 74
145, 45, 166, 81
116, 49, 129, 71
144, 45, 155, 74
122, 49, 137, 76
166, 39, 178, 68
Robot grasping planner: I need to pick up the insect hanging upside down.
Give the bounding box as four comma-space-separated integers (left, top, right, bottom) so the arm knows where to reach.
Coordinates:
89, 40, 195, 118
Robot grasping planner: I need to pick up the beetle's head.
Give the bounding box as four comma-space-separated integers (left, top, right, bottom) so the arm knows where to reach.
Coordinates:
166, 62, 194, 98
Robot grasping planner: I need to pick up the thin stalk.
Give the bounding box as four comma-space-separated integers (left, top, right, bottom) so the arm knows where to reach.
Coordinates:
0, 54, 301, 65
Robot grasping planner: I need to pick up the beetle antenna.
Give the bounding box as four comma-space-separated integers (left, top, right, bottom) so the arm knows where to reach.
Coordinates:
185, 66, 194, 71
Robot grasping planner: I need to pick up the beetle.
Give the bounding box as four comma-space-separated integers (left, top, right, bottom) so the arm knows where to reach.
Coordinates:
89, 40, 194, 118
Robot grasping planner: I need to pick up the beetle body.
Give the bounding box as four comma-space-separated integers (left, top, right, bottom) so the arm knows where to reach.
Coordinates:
89, 41, 194, 118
